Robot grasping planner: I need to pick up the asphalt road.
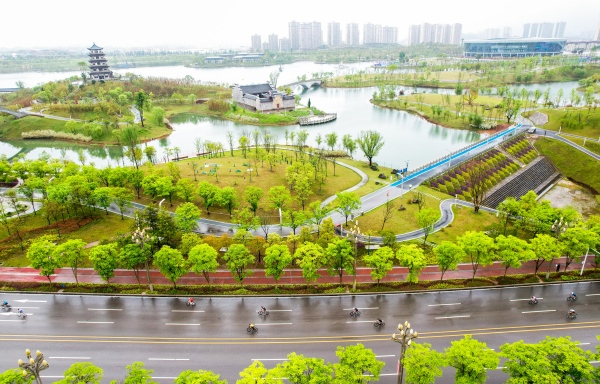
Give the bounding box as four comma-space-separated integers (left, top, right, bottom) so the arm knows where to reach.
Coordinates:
1, 282, 599, 383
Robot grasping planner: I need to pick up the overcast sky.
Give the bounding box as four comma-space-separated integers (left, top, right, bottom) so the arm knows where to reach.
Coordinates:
2, 0, 599, 50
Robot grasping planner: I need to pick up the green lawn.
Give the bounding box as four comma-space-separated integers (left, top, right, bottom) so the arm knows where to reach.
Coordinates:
524, 107, 600, 138
534, 138, 600, 194
427, 205, 498, 244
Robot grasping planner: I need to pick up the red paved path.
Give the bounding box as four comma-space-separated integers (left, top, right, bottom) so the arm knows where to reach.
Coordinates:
0, 257, 589, 287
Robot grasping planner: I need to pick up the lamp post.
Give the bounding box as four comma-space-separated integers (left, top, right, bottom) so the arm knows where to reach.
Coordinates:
546, 217, 568, 278
446, 149, 452, 169
391, 321, 418, 384
132, 226, 153, 292
346, 221, 360, 291
18, 349, 49, 384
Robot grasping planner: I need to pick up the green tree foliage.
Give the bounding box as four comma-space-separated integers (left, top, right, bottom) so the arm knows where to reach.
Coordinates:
54, 239, 86, 284
118, 244, 150, 285
268, 352, 333, 384
0, 368, 33, 384
560, 227, 599, 271
244, 186, 263, 216
283, 209, 306, 235
153, 246, 188, 288
174, 370, 226, 384
335, 192, 361, 225
325, 238, 355, 285
396, 244, 427, 283
112, 187, 133, 219
363, 246, 395, 286
88, 243, 119, 284
223, 244, 254, 285
416, 208, 438, 244
121, 362, 158, 384
496, 235, 535, 276
457, 231, 496, 280
434, 241, 465, 281
134, 91, 149, 128
197, 181, 219, 215
404, 342, 446, 384
217, 186, 239, 218
333, 343, 384, 383
237, 361, 270, 384
529, 233, 563, 274
445, 335, 499, 384
188, 244, 219, 285
175, 202, 201, 233
27, 238, 60, 284
151, 107, 165, 126
356, 130, 385, 166
55, 362, 103, 384
264, 244, 292, 285
295, 242, 325, 286
178, 233, 203, 257
176, 178, 196, 203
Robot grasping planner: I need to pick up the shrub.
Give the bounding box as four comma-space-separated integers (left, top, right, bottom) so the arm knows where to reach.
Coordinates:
21, 130, 92, 142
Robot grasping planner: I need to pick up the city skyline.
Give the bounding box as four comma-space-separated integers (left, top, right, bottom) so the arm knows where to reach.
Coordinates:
0, 0, 598, 50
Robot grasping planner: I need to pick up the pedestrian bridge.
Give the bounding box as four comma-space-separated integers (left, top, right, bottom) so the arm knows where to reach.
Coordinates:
284, 79, 323, 89
0, 106, 28, 119
0, 88, 19, 93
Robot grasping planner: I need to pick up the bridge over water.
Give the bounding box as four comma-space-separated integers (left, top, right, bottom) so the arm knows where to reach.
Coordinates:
0, 106, 28, 119
0, 88, 19, 94
283, 79, 323, 90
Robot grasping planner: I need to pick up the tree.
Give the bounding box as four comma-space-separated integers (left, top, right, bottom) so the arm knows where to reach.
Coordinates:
144, 146, 157, 164
118, 244, 149, 285
176, 178, 196, 203
560, 227, 599, 271
416, 208, 438, 244
530, 234, 563, 274
458, 231, 496, 280
54, 239, 86, 285
0, 368, 32, 384
294, 176, 313, 210
363, 246, 394, 286
174, 370, 226, 384
88, 243, 119, 284
151, 107, 165, 125
18, 182, 38, 215
128, 169, 145, 199
325, 132, 338, 151
238, 361, 270, 384
380, 196, 396, 231
496, 235, 535, 276
445, 335, 499, 384
325, 238, 355, 285
295, 242, 325, 287
308, 201, 328, 234
465, 160, 490, 213
154, 176, 176, 206
134, 91, 149, 127
434, 241, 465, 281
245, 186, 263, 216
264, 244, 292, 285
501, 336, 595, 384
356, 130, 385, 167
153, 245, 188, 288
27, 238, 59, 284
188, 244, 219, 285
93, 187, 113, 215
268, 186, 291, 223
497, 197, 522, 235
197, 181, 219, 215
175, 202, 201, 233
335, 192, 361, 225
217, 186, 239, 218
55, 362, 103, 384
404, 343, 445, 384
122, 362, 158, 384
333, 343, 384, 383
112, 187, 133, 219
396, 244, 427, 283
268, 353, 332, 384
223, 244, 254, 285
283, 209, 306, 235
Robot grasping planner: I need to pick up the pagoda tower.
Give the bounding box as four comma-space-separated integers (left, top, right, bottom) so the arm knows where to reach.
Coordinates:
87, 43, 113, 81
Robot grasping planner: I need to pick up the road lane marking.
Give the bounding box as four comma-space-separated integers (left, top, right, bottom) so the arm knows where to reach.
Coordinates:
8, 307, 39, 309
510, 298, 543, 301
165, 323, 201, 326
522, 310, 556, 314
171, 310, 205, 313
14, 299, 46, 303
256, 323, 293, 326
375, 355, 395, 358
435, 315, 471, 319
77, 321, 114, 324
267, 310, 293, 312
586, 294, 600, 296
579, 343, 591, 345
150, 377, 177, 380
343, 307, 379, 310
49, 357, 90, 359
87, 308, 122, 311
149, 358, 189, 361
428, 303, 461, 306
251, 358, 287, 361
0, 320, 23, 322
346, 320, 377, 323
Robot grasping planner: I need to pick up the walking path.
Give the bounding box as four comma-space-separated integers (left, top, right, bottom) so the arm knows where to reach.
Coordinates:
0, 257, 587, 287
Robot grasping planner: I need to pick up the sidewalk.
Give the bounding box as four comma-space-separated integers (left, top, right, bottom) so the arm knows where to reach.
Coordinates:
0, 257, 588, 287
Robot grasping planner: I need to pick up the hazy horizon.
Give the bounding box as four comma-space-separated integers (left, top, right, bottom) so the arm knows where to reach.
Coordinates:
1, 0, 599, 51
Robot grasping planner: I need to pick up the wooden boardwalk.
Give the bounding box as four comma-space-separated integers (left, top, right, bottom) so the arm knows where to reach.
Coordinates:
298, 113, 337, 126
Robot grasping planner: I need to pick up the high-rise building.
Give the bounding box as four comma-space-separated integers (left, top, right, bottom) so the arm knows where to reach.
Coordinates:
484, 28, 501, 39
279, 38, 291, 52
539, 22, 554, 38
522, 23, 531, 38
442, 24, 452, 44
596, 14, 600, 40
554, 22, 566, 38
420, 23, 433, 43
311, 22, 323, 48
347, 23, 360, 45
251, 34, 262, 52
451, 23, 462, 45
382, 26, 398, 44
298, 23, 312, 49
268, 34, 279, 52
503, 27, 512, 38
363, 23, 382, 44
408, 25, 420, 46
530, 23, 539, 37
289, 21, 300, 50
327, 22, 342, 46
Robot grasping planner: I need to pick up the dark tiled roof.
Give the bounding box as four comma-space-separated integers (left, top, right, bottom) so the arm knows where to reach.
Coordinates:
88, 43, 103, 50
239, 83, 273, 95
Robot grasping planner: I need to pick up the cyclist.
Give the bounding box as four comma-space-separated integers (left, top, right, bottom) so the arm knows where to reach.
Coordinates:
187, 298, 195, 305
248, 323, 256, 331
530, 296, 538, 303
260, 306, 267, 314
17, 309, 24, 317
1, 300, 8, 308
376, 318, 384, 326
568, 309, 577, 317
571, 292, 577, 299
352, 307, 360, 315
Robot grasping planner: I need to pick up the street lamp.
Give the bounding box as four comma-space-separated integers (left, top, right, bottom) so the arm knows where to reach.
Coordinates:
391, 321, 418, 384
346, 221, 360, 291
132, 226, 153, 292
18, 349, 49, 384
546, 217, 569, 278
447, 149, 452, 169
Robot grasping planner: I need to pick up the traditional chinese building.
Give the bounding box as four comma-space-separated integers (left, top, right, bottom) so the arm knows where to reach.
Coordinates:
232, 83, 295, 113
87, 43, 113, 81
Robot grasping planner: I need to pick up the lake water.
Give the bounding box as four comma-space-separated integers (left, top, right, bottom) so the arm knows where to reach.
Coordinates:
0, 62, 582, 169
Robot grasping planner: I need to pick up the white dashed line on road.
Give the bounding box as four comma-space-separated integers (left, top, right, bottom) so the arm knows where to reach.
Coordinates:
428, 303, 461, 306
521, 310, 556, 314
165, 323, 201, 326
346, 320, 377, 323
149, 358, 190, 361
49, 357, 91, 360
510, 298, 543, 301
251, 358, 288, 361
171, 310, 205, 313
343, 307, 379, 310
256, 323, 293, 326
77, 321, 114, 324
87, 308, 122, 311
435, 315, 471, 319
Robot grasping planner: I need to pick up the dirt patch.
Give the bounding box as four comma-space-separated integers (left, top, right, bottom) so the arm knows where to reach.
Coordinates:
540, 179, 599, 217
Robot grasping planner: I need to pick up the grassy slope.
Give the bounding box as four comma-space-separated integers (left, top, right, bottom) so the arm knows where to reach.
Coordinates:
524, 107, 600, 139
534, 138, 600, 194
